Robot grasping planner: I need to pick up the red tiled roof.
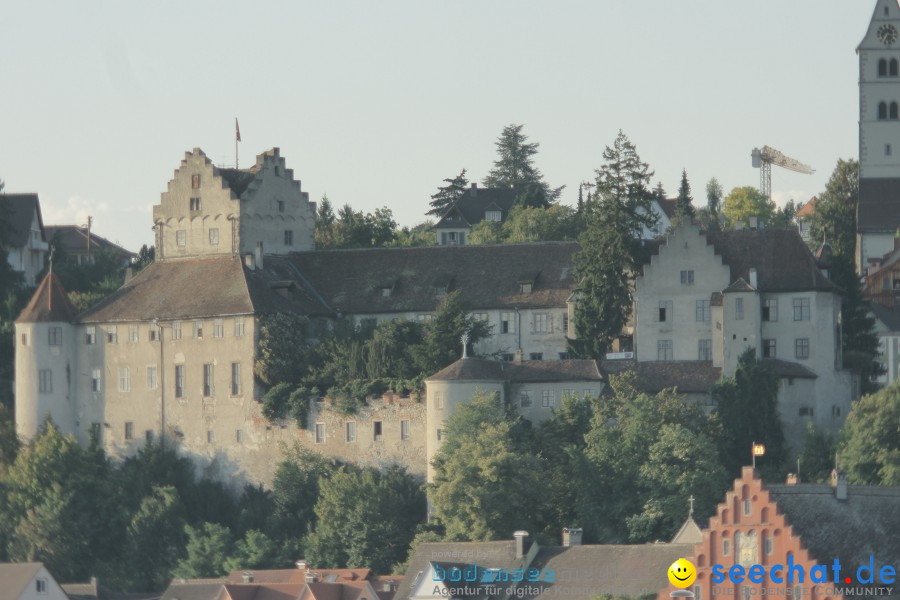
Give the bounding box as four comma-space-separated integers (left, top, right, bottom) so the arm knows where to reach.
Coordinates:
16, 271, 78, 324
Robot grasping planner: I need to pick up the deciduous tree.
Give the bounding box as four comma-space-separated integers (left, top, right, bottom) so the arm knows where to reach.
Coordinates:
839, 382, 900, 485
722, 186, 776, 228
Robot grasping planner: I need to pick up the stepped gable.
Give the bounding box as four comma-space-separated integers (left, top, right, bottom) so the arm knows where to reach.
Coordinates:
15, 271, 78, 324
289, 242, 578, 315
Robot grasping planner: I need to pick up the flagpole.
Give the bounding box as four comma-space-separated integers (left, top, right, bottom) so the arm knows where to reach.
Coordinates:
235, 117, 241, 169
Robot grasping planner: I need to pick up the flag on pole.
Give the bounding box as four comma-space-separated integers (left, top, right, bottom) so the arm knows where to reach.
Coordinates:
235, 118, 241, 142
752, 443, 766, 457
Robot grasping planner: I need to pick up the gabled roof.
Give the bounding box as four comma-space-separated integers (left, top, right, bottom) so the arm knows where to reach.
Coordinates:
289, 242, 577, 314
795, 196, 816, 219
870, 302, 900, 331
722, 277, 756, 293
44, 226, 137, 259
670, 517, 703, 544
433, 187, 516, 229
656, 197, 678, 219
857, 178, 900, 232
426, 357, 603, 383
599, 360, 721, 394
16, 271, 78, 324
0, 562, 44, 600
0, 193, 44, 248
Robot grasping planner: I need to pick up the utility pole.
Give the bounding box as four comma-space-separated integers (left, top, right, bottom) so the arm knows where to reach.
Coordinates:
85, 215, 92, 263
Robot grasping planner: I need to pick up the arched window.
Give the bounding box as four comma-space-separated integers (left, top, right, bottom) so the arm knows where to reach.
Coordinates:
880, 102, 888, 120
891, 102, 898, 119
891, 59, 898, 76
880, 58, 888, 77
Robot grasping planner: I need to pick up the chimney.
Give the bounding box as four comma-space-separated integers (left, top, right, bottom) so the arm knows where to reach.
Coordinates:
749, 268, 758, 289
295, 560, 307, 570
470, 182, 478, 197
383, 583, 395, 592
244, 254, 255, 270
255, 241, 264, 270
562, 527, 583, 547
242, 572, 254, 584
513, 530, 529, 559
786, 473, 800, 485
305, 571, 318, 584
831, 468, 848, 501
749, 216, 758, 230
513, 348, 523, 363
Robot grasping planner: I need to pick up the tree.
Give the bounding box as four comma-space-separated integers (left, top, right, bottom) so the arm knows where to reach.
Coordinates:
483, 124, 563, 208
315, 195, 336, 248
224, 530, 281, 572
134, 245, 155, 271
674, 169, 695, 220
270, 446, 336, 547
430, 392, 544, 541
711, 349, 786, 477
390, 221, 436, 247
174, 522, 232, 578
255, 313, 311, 386
569, 131, 655, 358
305, 466, 425, 572
839, 382, 900, 485
413, 291, 492, 376
122, 486, 187, 591
830, 255, 883, 393
722, 186, 776, 228
427, 170, 468, 217
706, 178, 723, 227
797, 423, 837, 484
809, 159, 859, 259
653, 181, 667, 203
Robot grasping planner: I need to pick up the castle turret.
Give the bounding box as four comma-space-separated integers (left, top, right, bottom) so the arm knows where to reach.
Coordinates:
15, 271, 79, 440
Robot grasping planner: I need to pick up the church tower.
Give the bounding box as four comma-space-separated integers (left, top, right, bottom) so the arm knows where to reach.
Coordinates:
14, 271, 79, 440
857, 0, 900, 271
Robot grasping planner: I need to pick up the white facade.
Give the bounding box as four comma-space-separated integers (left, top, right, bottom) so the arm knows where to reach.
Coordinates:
153, 148, 315, 260
5, 204, 48, 286
0, 563, 69, 600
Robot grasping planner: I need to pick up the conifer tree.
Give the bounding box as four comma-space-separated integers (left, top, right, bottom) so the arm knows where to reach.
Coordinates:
427, 169, 468, 217
483, 124, 563, 207
675, 169, 695, 219
706, 178, 723, 230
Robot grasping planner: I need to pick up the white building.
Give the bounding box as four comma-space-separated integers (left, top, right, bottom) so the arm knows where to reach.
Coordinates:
0, 563, 69, 600
0, 194, 48, 286
857, 0, 900, 272
634, 223, 855, 447
432, 184, 516, 246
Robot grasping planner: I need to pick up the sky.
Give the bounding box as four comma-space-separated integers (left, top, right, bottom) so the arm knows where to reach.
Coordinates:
0, 1, 874, 250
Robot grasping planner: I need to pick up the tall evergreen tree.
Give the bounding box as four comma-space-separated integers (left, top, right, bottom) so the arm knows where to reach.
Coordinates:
569, 131, 655, 358
483, 124, 563, 207
315, 194, 336, 248
809, 159, 859, 259
706, 177, 724, 231
675, 169, 695, 219
653, 181, 667, 202
427, 169, 468, 217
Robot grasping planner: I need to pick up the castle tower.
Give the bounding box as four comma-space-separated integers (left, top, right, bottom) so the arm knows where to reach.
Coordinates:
14, 271, 79, 440
857, 0, 900, 271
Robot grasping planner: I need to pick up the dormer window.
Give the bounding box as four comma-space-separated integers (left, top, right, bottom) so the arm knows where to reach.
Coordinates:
380, 287, 392, 297
485, 210, 502, 222
520, 282, 532, 294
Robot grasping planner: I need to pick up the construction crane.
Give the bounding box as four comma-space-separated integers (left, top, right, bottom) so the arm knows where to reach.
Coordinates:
751, 146, 815, 200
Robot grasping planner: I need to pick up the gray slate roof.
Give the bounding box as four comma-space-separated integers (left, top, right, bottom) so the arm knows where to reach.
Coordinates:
600, 360, 722, 393
396, 541, 522, 600
434, 188, 516, 229
0, 193, 44, 249
768, 483, 900, 592
426, 358, 603, 383
44, 225, 136, 259
289, 242, 577, 315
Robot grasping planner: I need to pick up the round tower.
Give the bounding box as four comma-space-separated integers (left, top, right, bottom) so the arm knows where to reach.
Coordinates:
14, 271, 78, 440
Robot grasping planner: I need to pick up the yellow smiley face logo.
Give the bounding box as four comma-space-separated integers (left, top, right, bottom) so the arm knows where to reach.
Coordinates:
668, 558, 697, 588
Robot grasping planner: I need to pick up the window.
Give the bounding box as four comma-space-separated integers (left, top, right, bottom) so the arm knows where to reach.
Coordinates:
723, 538, 730, 556
799, 407, 814, 417
762, 299, 778, 321
192, 174, 201, 189
795, 338, 810, 360
231, 362, 241, 395
743, 499, 751, 515
129, 324, 139, 342
563, 313, 569, 334
520, 282, 532, 294
203, 364, 213, 397
91, 368, 102, 392
147, 365, 158, 390
36, 579, 47, 594
880, 101, 888, 120
892, 58, 899, 77
434, 391, 444, 410
695, 300, 710, 322
472, 312, 488, 322
763, 339, 776, 358
694, 586, 701, 600
735, 297, 744, 320
764, 534, 773, 556
500, 312, 516, 333
373, 421, 383, 441
235, 429, 243, 443
558, 352, 570, 360
698, 339, 712, 361
657, 340, 673, 361
401, 419, 410, 441
48, 327, 62, 346
21, 333, 28, 346
529, 352, 543, 360
145, 430, 154, 443
125, 422, 134, 440
658, 300, 673, 322
534, 313, 549, 333
880, 58, 888, 77
436, 429, 443, 441
793, 298, 810, 321
150, 324, 159, 342
793, 586, 802, 599
214, 318, 223, 338
119, 367, 130, 392
207, 430, 214, 444
90, 422, 102, 444
39, 369, 52, 394
485, 209, 502, 221
277, 200, 285, 212
892, 102, 899, 120
501, 353, 514, 362
176, 230, 186, 246
520, 391, 533, 408
345, 422, 356, 443
284, 230, 293, 246
107, 326, 117, 344
194, 320, 203, 338
888, 144, 893, 157
416, 314, 434, 323
542, 390, 556, 408
86, 326, 97, 345
172, 320, 182, 340
175, 365, 185, 398
680, 270, 695, 285
190, 197, 201, 211
209, 228, 219, 245
234, 317, 244, 337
